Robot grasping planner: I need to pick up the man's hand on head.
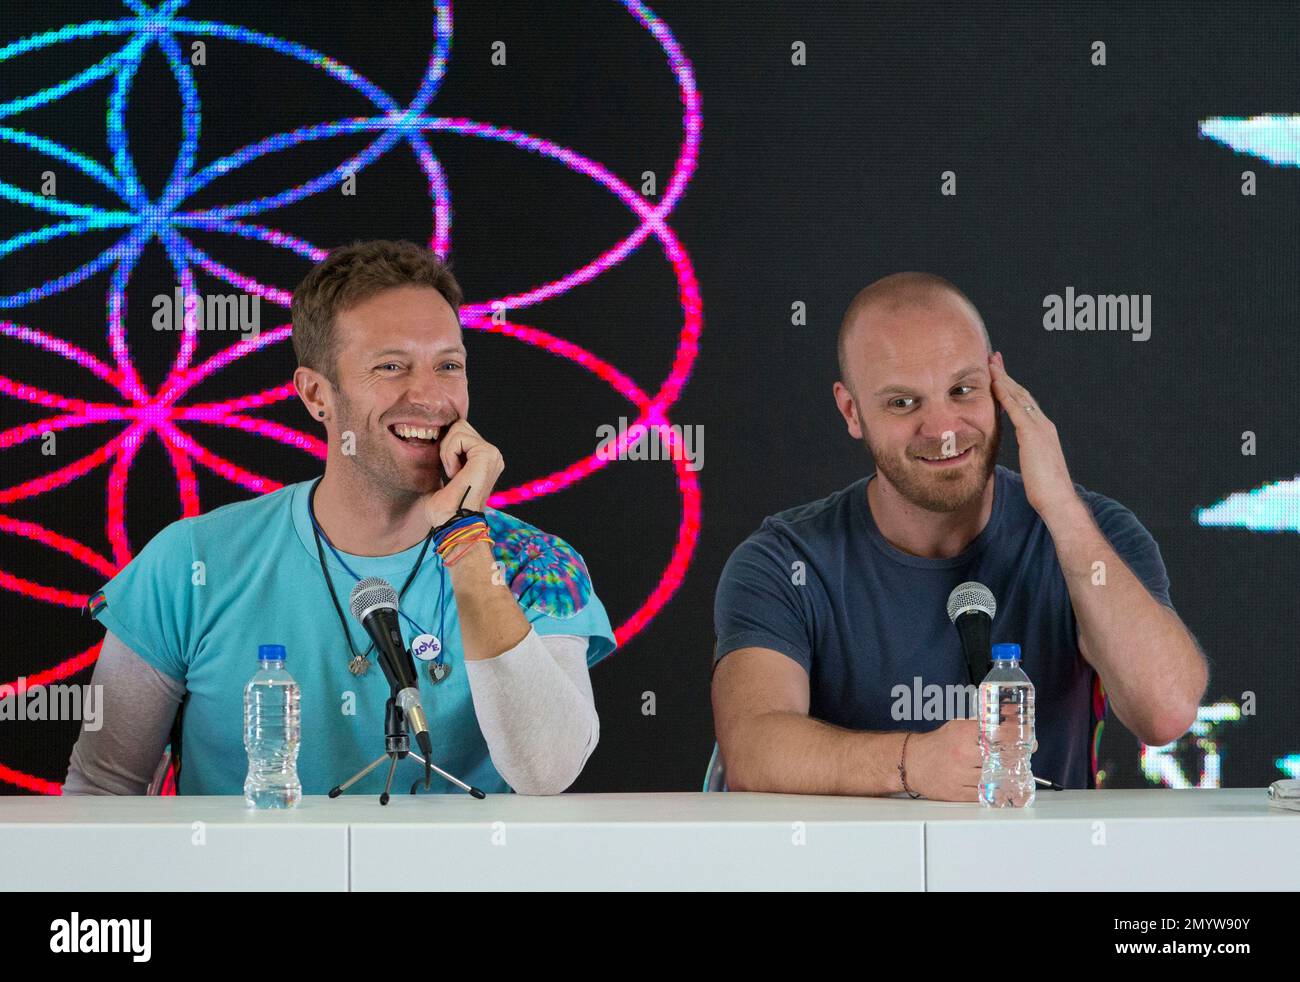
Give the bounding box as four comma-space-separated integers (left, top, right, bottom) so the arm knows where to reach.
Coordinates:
422, 419, 504, 527
988, 351, 1083, 525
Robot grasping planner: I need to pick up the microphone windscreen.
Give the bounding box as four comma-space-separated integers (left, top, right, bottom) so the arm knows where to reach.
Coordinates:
349, 576, 399, 622
946, 580, 996, 623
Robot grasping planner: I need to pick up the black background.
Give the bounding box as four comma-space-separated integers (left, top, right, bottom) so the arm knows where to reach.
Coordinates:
2, 0, 1297, 793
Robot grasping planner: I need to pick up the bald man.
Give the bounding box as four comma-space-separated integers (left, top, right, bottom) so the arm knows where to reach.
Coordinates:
712, 272, 1205, 800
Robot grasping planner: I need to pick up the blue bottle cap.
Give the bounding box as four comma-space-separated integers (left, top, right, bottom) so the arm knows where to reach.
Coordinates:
991, 642, 1021, 662
258, 644, 287, 662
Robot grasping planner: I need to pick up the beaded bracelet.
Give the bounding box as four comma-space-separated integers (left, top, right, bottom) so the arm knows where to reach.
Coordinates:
898, 731, 921, 798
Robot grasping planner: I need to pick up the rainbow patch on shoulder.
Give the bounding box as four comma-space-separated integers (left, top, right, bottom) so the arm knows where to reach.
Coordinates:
86, 590, 107, 617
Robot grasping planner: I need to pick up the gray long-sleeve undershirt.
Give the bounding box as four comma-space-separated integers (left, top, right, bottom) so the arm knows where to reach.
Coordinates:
64, 628, 598, 796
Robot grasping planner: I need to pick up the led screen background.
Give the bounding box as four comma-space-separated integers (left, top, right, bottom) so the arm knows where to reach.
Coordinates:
2, 0, 1297, 794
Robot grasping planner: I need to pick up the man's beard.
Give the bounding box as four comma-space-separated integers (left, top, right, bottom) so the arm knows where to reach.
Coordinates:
333, 388, 442, 499
865, 416, 1000, 513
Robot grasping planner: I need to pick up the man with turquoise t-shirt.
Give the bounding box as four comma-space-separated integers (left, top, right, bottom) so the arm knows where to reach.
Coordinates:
66, 240, 615, 797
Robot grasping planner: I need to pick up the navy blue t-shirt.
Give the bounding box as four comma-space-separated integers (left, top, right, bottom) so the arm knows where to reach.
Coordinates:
713, 465, 1173, 789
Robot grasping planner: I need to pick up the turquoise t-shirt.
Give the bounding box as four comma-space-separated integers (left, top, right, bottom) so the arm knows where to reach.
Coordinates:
87, 479, 617, 796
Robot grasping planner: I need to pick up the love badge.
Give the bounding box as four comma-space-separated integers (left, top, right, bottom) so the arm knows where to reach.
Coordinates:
411, 633, 450, 683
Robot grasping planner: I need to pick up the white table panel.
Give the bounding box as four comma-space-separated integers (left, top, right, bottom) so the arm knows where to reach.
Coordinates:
921, 789, 1295, 891
346, 792, 926, 891
0, 796, 349, 891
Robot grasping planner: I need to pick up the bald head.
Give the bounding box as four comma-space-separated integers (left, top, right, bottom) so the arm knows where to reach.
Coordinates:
837, 272, 990, 388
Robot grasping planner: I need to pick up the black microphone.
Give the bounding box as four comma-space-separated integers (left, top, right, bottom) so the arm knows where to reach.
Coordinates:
946, 581, 996, 687
348, 577, 433, 760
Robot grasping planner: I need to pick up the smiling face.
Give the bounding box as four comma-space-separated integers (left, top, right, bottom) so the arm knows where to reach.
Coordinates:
329, 285, 468, 498
835, 289, 999, 513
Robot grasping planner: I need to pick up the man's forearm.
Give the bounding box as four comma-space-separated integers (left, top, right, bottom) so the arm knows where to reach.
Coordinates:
65, 631, 183, 795
723, 711, 907, 796
448, 540, 531, 661
466, 632, 598, 794
1045, 499, 1206, 745
448, 541, 599, 792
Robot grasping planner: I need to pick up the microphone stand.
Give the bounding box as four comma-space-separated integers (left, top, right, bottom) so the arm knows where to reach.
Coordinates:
328, 685, 486, 805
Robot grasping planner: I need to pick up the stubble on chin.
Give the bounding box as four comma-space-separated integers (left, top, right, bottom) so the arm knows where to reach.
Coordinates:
333, 399, 437, 500
866, 424, 999, 514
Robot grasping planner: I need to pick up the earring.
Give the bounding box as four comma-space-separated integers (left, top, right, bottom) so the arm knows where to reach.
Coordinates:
318, 410, 325, 418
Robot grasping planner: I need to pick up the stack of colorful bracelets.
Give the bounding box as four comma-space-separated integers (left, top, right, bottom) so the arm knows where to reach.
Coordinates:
433, 511, 494, 566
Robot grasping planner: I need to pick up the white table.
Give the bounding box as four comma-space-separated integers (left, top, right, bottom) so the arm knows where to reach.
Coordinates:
920, 788, 1297, 891
346, 791, 924, 891
0, 789, 1290, 891
0, 794, 351, 891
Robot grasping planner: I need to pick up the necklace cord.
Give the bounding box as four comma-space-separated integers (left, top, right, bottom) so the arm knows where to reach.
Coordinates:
308, 478, 436, 667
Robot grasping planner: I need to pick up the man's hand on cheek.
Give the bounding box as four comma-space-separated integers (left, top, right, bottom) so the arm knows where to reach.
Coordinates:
422, 420, 504, 527
988, 352, 1080, 523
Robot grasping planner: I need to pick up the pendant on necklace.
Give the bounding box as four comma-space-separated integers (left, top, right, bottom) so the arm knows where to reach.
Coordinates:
412, 633, 448, 684
348, 654, 371, 676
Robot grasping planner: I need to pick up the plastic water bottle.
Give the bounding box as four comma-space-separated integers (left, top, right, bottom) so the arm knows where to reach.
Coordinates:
243, 644, 302, 808
978, 642, 1036, 808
